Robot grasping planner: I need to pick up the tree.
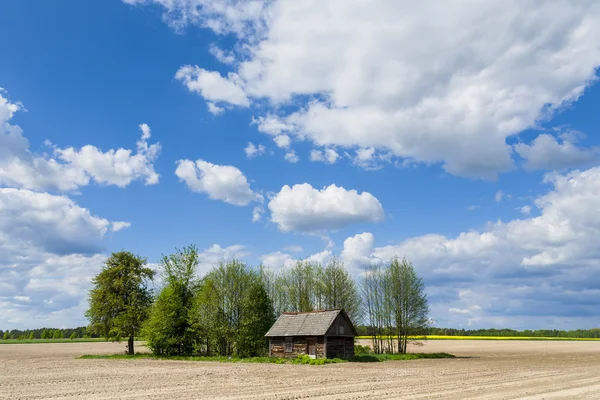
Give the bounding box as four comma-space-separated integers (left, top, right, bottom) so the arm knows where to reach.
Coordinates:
387, 257, 429, 353
321, 257, 362, 324
143, 245, 200, 356
2, 332, 9, 340
361, 257, 429, 354
28, 332, 35, 340
41, 329, 49, 339
86, 251, 155, 355
53, 330, 62, 339
237, 279, 275, 357
70, 332, 77, 340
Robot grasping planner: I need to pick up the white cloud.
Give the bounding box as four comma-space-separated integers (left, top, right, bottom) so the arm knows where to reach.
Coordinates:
0, 188, 112, 255
0, 188, 130, 329
208, 43, 235, 64
54, 124, 161, 187
175, 65, 249, 107
0, 93, 161, 191
284, 150, 299, 163
260, 251, 295, 270
196, 243, 250, 274
514, 133, 600, 171
449, 308, 470, 314
344, 165, 600, 327
494, 190, 504, 202
244, 142, 266, 158
310, 148, 339, 164
126, 0, 600, 178
520, 205, 532, 215
268, 184, 384, 233
252, 205, 264, 222
175, 158, 259, 206
207, 102, 225, 116
111, 221, 131, 232
273, 134, 291, 149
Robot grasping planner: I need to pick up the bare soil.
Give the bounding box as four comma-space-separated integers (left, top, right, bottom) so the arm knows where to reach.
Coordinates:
2, 340, 600, 399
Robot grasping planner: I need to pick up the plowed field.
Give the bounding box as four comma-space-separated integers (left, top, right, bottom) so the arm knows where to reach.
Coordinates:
2, 340, 600, 399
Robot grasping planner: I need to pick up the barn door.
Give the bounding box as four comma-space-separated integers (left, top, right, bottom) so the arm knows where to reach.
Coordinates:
307, 339, 316, 358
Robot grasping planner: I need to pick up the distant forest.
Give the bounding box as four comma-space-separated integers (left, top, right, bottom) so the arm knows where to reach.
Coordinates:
5, 326, 600, 340
0, 327, 100, 340
353, 326, 600, 338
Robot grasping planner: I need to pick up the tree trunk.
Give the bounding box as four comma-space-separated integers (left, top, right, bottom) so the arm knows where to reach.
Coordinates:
128, 335, 134, 355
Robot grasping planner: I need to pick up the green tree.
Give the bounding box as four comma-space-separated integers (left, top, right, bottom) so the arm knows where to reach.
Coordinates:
143, 245, 200, 356
53, 330, 62, 339
28, 332, 35, 340
86, 251, 155, 355
41, 329, 49, 339
70, 332, 77, 340
2, 332, 9, 340
321, 257, 362, 324
387, 257, 430, 353
237, 279, 275, 357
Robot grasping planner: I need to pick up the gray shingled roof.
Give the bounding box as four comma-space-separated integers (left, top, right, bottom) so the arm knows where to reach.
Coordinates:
265, 310, 342, 337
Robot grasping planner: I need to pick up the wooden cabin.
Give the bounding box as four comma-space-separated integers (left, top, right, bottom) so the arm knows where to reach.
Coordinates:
265, 309, 357, 359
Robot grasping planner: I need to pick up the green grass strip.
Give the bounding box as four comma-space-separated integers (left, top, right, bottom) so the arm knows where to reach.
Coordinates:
77, 352, 455, 364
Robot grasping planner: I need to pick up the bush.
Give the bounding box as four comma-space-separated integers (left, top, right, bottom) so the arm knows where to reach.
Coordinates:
291, 355, 346, 365
354, 344, 371, 355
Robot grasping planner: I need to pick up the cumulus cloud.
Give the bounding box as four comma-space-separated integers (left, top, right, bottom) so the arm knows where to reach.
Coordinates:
341, 165, 600, 328
268, 184, 384, 233
196, 243, 249, 274
175, 65, 249, 108
0, 93, 161, 191
514, 133, 600, 171
0, 188, 112, 255
310, 148, 339, 164
175, 158, 260, 206
0, 188, 130, 329
244, 142, 266, 158
126, 0, 600, 178
111, 221, 132, 232
284, 150, 299, 163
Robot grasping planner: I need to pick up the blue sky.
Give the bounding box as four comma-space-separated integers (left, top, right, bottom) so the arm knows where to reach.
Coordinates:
2, 0, 600, 330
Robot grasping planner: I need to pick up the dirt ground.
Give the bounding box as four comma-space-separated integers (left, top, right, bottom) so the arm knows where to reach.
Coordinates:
2, 340, 600, 399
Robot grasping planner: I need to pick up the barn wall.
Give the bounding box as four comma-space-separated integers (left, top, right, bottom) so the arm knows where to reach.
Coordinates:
269, 336, 325, 358
325, 336, 355, 358
325, 313, 355, 337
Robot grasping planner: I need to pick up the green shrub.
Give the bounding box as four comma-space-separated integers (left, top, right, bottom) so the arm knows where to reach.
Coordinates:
291, 355, 346, 365
354, 344, 371, 355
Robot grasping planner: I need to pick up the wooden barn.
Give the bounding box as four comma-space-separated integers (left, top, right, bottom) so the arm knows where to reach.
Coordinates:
265, 309, 357, 359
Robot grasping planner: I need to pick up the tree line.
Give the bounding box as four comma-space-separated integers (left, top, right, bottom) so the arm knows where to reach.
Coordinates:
0, 327, 96, 340
425, 327, 600, 338
86, 246, 430, 356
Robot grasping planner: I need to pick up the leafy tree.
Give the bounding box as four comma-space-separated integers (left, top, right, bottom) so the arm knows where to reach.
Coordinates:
28, 332, 35, 340
320, 257, 362, 324
2, 332, 9, 340
143, 245, 200, 356
86, 251, 155, 355
387, 257, 429, 353
70, 332, 77, 340
53, 330, 62, 339
41, 329, 49, 339
237, 279, 275, 357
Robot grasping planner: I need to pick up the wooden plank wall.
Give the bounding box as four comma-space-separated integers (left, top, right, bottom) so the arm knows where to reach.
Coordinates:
270, 337, 325, 358
325, 337, 355, 358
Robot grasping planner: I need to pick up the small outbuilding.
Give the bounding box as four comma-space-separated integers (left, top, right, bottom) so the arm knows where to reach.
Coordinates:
265, 309, 357, 359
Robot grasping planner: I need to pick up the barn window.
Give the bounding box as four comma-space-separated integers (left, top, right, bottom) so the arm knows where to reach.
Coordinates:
339, 325, 345, 334
285, 337, 293, 353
